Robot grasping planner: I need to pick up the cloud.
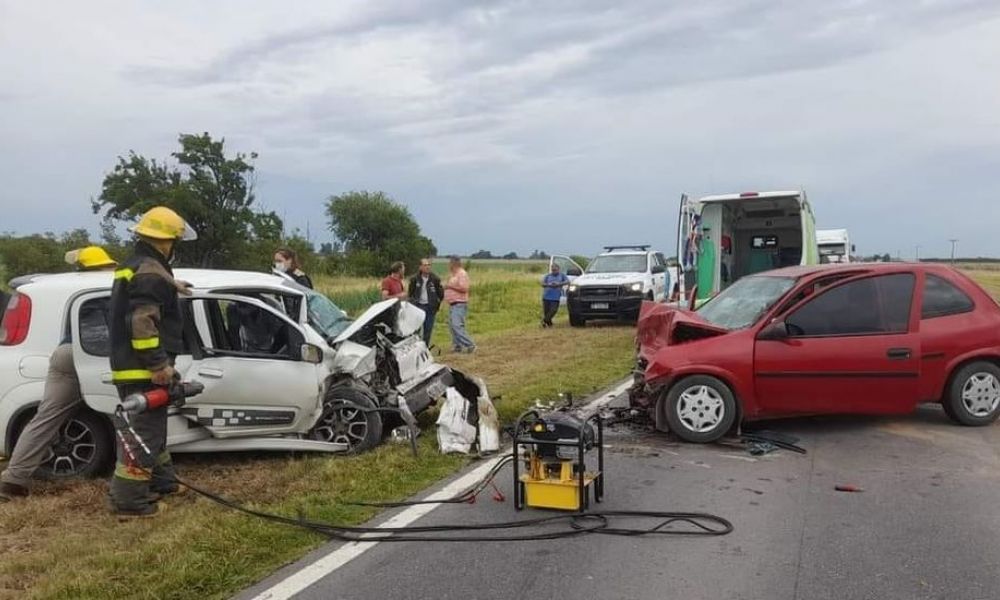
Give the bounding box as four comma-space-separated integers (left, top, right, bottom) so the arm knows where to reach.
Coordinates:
1, 0, 999, 258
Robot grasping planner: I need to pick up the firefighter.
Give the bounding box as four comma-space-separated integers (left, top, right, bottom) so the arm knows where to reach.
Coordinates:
0, 247, 117, 502
108, 206, 196, 517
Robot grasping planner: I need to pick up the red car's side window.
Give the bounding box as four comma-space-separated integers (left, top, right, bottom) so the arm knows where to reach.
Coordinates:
921, 275, 974, 319
784, 273, 915, 337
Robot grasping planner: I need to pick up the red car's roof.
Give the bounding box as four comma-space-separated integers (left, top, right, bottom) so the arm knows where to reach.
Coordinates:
758, 262, 959, 279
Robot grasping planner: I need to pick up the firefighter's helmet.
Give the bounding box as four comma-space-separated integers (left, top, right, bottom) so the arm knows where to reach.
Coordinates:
130, 206, 198, 241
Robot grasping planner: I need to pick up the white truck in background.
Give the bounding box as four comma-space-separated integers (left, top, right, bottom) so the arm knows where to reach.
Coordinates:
817, 228, 854, 264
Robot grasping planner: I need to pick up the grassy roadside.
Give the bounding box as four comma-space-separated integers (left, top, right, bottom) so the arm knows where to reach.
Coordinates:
0, 267, 635, 599
8, 263, 993, 598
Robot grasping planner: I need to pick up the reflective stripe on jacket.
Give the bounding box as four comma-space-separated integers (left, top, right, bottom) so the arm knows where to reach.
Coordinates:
108, 242, 184, 383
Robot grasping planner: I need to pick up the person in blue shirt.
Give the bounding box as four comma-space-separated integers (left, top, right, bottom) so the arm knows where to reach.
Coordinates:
540, 263, 570, 328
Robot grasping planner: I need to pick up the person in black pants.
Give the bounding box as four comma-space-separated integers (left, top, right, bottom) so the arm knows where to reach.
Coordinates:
540, 262, 569, 328
408, 258, 444, 346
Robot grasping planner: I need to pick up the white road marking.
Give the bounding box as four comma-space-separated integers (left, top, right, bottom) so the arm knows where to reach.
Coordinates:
249, 377, 633, 600
250, 455, 506, 600
578, 378, 633, 417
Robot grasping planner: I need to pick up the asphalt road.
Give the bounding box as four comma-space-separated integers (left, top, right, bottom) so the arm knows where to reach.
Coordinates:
239, 399, 1000, 600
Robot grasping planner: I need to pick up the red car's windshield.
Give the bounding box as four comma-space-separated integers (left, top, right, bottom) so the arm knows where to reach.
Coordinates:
697, 276, 796, 329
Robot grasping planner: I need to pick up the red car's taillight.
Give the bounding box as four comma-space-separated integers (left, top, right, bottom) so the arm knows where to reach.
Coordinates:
0, 293, 32, 345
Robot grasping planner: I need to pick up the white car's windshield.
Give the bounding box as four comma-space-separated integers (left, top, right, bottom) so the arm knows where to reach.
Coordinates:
587, 255, 647, 274
697, 276, 796, 329
282, 279, 353, 339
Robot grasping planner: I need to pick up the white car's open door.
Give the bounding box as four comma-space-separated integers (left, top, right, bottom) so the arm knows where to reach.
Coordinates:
70, 291, 120, 415
180, 293, 325, 438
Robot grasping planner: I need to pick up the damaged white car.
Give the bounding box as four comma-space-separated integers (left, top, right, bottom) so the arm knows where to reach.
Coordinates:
0, 269, 456, 478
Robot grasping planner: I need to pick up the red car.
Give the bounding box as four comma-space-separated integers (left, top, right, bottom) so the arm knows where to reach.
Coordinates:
630, 263, 1000, 442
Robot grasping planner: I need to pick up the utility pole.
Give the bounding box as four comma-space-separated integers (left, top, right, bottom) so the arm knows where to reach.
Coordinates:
915, 245, 921, 261
949, 239, 959, 263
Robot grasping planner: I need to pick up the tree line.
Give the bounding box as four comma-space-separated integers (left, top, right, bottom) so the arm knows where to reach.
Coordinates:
0, 133, 435, 281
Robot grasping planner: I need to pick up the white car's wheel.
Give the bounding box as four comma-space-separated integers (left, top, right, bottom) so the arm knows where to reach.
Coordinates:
311, 385, 383, 452
34, 409, 113, 479
944, 361, 1000, 426
663, 375, 738, 443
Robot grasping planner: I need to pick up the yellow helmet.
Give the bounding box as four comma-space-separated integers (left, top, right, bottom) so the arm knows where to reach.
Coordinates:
65, 246, 117, 270
130, 206, 198, 241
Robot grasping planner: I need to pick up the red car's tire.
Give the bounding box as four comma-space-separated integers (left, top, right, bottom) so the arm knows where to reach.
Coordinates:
664, 375, 738, 443
944, 361, 1000, 426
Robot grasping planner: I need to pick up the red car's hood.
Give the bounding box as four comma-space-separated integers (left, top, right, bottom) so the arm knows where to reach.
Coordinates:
636, 301, 730, 362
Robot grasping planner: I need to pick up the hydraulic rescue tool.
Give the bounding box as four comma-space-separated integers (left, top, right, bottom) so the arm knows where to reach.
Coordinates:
512, 409, 604, 511
113, 380, 205, 468
120, 380, 205, 414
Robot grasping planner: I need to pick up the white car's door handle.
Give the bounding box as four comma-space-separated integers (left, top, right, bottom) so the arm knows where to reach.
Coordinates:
101, 372, 113, 384
198, 368, 224, 379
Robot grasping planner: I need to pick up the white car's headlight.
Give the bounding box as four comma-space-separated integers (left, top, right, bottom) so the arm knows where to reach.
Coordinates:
629, 282, 643, 292
568, 284, 578, 293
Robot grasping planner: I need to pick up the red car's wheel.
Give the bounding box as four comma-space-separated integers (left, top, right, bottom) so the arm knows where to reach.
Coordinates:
664, 375, 738, 443
945, 361, 1000, 426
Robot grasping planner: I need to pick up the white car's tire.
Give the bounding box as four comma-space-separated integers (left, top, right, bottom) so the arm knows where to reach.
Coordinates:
32, 409, 113, 479
312, 385, 383, 452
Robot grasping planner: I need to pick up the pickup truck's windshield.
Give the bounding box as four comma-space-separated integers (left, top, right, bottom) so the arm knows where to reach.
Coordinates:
697, 276, 796, 329
587, 255, 647, 274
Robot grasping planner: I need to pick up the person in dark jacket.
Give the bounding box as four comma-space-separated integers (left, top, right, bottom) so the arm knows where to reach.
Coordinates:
107, 206, 196, 517
0, 247, 117, 502
274, 248, 313, 289
407, 258, 443, 346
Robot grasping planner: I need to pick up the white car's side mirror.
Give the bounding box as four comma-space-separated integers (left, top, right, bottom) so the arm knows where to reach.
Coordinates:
300, 343, 324, 364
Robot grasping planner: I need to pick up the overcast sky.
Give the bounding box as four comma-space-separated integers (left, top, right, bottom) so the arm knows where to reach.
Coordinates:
1, 1, 998, 258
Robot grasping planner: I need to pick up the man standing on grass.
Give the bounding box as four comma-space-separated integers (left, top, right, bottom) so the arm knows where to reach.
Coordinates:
540, 262, 569, 328
381, 262, 408, 300
408, 258, 443, 346
444, 256, 475, 353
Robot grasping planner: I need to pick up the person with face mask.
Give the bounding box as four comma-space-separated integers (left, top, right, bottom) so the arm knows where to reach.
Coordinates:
273, 248, 313, 289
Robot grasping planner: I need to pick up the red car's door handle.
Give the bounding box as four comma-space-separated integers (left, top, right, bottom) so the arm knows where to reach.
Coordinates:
886, 348, 912, 360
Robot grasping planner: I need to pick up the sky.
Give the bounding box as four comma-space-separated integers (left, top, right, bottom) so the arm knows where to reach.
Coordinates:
1, 0, 998, 258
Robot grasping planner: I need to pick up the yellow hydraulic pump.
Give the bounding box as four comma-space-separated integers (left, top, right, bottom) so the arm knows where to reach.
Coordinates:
513, 409, 604, 512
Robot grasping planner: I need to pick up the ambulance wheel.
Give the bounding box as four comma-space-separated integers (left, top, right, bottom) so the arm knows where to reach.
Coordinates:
313, 385, 383, 452
664, 375, 737, 443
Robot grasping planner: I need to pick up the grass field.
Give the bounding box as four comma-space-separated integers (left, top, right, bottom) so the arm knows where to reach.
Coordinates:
0, 260, 636, 600
3, 262, 999, 599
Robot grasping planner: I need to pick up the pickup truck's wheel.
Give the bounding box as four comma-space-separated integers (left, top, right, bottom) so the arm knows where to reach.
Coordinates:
569, 312, 586, 327
944, 361, 1000, 426
34, 409, 113, 479
312, 385, 383, 452
663, 375, 737, 443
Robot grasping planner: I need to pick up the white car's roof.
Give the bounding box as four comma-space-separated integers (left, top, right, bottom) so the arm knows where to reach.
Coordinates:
699, 190, 802, 202
14, 268, 295, 294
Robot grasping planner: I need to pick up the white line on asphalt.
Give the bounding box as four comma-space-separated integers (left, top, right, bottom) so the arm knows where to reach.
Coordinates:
250, 455, 507, 600
249, 377, 632, 600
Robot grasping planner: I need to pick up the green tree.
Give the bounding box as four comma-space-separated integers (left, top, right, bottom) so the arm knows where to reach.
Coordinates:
0, 233, 73, 278
92, 133, 283, 267
325, 191, 436, 276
